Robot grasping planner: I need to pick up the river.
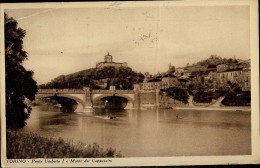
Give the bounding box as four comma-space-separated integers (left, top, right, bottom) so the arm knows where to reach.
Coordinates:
21, 106, 251, 157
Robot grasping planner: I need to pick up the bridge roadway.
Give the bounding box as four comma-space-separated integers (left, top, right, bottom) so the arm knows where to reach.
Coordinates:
36, 89, 136, 112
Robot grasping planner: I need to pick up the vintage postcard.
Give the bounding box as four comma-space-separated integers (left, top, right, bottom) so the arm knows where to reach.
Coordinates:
1, 0, 259, 167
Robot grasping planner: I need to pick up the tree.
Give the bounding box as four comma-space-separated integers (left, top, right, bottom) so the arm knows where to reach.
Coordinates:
227, 81, 242, 94
166, 87, 189, 104
5, 13, 38, 128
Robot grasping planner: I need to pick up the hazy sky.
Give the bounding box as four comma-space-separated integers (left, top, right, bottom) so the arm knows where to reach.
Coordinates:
5, 5, 250, 84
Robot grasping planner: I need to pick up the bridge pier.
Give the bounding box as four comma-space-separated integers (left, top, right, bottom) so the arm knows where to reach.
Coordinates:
155, 89, 160, 108
83, 105, 93, 112
125, 102, 134, 109
83, 93, 93, 112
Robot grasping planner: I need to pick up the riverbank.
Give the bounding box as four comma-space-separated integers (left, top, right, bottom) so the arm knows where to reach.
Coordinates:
133, 105, 250, 112
173, 106, 251, 112
6, 130, 123, 159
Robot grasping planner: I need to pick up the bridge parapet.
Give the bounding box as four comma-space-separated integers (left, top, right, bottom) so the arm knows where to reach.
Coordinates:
92, 90, 135, 94
56, 89, 85, 94
38, 89, 135, 94
38, 89, 85, 94
38, 89, 57, 93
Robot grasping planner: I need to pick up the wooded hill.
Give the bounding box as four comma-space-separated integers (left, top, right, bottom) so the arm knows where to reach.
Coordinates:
195, 55, 249, 67
39, 66, 144, 90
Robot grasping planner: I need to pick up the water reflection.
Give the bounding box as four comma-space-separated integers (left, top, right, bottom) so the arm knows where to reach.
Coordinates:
23, 106, 251, 157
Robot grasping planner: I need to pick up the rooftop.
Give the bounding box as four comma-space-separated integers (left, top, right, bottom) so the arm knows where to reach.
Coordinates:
162, 74, 177, 78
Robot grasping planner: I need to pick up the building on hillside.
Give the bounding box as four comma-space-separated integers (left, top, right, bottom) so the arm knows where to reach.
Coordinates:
206, 64, 217, 72
161, 74, 178, 89
242, 69, 251, 91
141, 78, 162, 90
143, 72, 153, 82
139, 73, 189, 91
217, 63, 244, 72
175, 67, 185, 77
183, 68, 190, 76
217, 69, 243, 86
177, 78, 190, 89
96, 52, 127, 70
153, 72, 163, 78
216, 63, 251, 91
216, 64, 229, 72
182, 65, 206, 77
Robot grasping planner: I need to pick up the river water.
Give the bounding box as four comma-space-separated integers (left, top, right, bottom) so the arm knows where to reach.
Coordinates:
21, 106, 251, 157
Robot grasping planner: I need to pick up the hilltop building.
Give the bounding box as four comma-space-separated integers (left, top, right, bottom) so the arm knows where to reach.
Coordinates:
96, 53, 128, 70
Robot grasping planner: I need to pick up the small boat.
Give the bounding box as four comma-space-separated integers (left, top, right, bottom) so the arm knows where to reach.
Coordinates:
176, 115, 182, 119
109, 116, 116, 119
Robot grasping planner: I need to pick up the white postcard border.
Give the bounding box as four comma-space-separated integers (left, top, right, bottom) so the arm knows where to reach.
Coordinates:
1, 0, 259, 167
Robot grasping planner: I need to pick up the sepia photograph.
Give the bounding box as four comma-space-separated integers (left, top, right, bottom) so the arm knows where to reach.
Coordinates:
1, 0, 259, 167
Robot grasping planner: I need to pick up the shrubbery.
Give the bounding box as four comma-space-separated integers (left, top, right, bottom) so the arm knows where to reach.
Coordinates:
193, 90, 226, 103
221, 91, 251, 106
221, 82, 250, 106
7, 131, 123, 158
165, 87, 189, 104
193, 91, 212, 103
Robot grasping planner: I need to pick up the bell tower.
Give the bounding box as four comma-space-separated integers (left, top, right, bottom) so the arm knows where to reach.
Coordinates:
104, 52, 113, 62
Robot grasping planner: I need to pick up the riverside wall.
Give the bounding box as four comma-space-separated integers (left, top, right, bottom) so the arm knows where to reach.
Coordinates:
159, 93, 188, 108
134, 90, 159, 109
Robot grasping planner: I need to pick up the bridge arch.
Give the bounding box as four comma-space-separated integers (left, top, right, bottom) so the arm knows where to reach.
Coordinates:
36, 94, 86, 108
92, 94, 135, 109
92, 94, 134, 103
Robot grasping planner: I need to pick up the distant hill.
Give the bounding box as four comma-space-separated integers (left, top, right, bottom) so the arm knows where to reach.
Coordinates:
38, 66, 144, 90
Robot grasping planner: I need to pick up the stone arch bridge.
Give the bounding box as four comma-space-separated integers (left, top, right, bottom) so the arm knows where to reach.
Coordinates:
36, 89, 137, 112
